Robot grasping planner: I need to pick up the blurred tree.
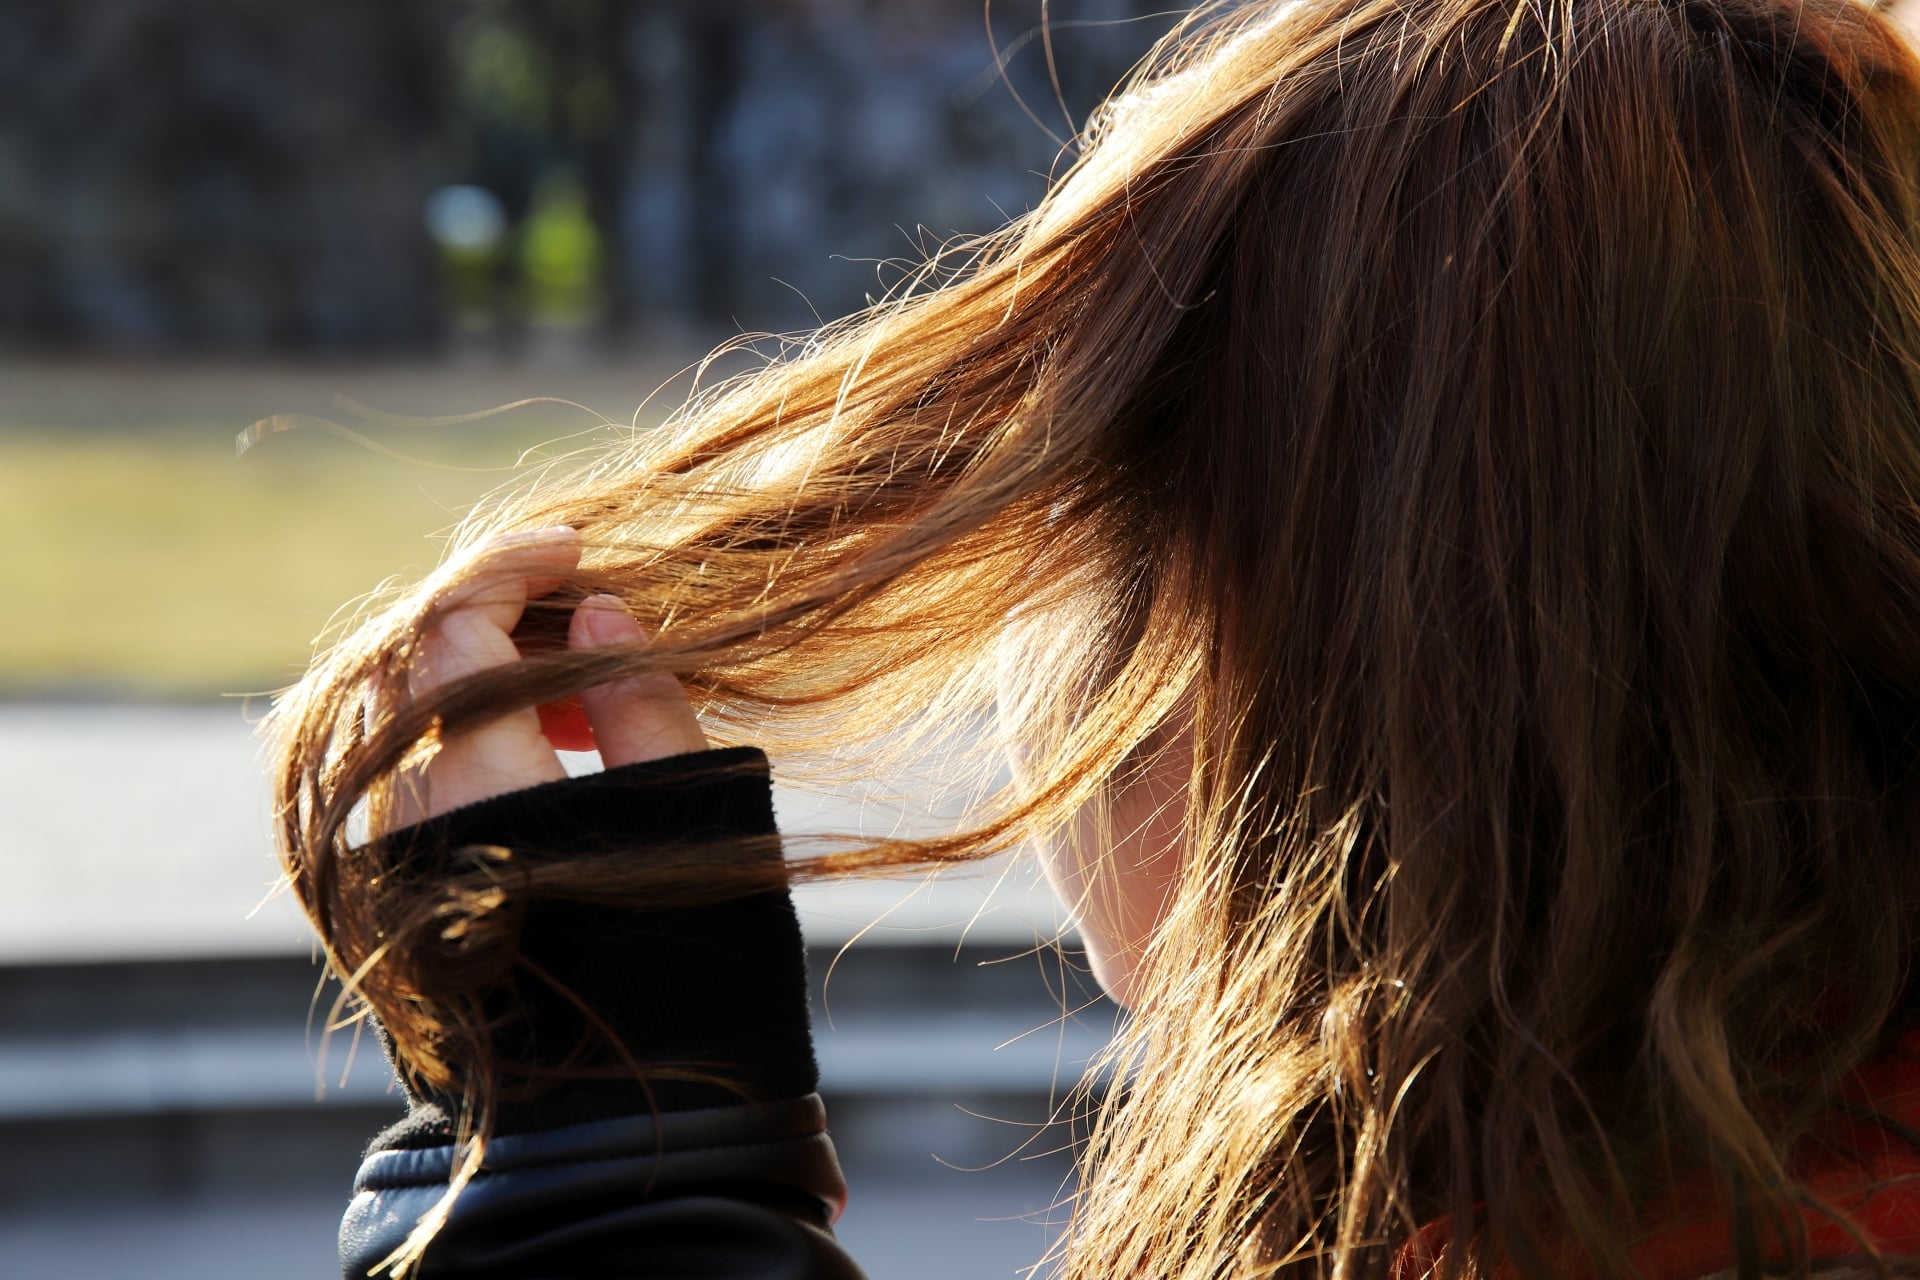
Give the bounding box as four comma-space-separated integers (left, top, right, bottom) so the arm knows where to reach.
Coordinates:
609, 0, 1180, 331
0, 0, 454, 352
0, 0, 1179, 353
434, 0, 630, 337
519, 169, 607, 326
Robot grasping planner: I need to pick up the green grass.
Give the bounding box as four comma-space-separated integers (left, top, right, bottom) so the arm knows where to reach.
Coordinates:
0, 416, 620, 697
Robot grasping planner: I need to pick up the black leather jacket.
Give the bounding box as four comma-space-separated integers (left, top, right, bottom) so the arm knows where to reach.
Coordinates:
334, 750, 1920, 1280
336, 748, 869, 1279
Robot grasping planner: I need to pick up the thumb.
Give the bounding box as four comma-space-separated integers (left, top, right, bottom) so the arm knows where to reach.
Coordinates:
569, 595, 709, 767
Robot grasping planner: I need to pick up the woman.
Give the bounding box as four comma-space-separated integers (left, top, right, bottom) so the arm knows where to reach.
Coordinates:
271, 0, 1920, 1275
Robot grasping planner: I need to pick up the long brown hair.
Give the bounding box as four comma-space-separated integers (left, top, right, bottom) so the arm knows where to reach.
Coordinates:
271, 0, 1920, 1275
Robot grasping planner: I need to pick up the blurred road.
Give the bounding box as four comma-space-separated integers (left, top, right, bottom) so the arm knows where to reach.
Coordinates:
0, 700, 1071, 962
0, 699, 1107, 1280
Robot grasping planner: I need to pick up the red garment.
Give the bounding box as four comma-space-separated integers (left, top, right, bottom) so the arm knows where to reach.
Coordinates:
1394, 1030, 1920, 1279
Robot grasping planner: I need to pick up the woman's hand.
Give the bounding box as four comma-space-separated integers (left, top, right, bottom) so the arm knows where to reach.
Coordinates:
387, 526, 709, 829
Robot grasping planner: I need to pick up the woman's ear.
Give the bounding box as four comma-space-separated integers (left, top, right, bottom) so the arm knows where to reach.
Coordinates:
1060, 719, 1192, 1009
996, 610, 1195, 1009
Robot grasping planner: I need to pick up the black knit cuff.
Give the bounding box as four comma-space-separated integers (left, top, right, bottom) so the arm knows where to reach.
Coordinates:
368, 747, 818, 1143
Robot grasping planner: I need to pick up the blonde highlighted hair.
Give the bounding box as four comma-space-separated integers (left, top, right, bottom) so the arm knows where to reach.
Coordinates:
274, 0, 1920, 1274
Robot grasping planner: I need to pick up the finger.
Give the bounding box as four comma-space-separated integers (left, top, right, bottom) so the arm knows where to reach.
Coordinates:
386, 759, 433, 834
418, 605, 523, 693
409, 527, 581, 723
428, 526, 582, 644
386, 529, 580, 828
415, 606, 566, 819
570, 595, 709, 767
420, 709, 566, 819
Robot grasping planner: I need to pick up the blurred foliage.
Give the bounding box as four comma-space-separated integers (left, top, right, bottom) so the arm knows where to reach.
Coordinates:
0, 426, 519, 695
0, 361, 685, 696
520, 171, 607, 326
0, 0, 1176, 352
457, 15, 556, 133
431, 1, 624, 334
0, 0, 1180, 694
450, 3, 617, 139
0, 0, 450, 350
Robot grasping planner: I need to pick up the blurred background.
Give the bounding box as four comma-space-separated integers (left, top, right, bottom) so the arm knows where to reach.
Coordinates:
0, 2, 1183, 1275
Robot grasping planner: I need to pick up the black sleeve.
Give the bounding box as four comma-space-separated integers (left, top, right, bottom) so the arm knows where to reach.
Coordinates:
336, 746, 868, 1280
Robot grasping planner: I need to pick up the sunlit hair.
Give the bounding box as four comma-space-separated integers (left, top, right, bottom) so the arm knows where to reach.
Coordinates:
271, 0, 1920, 1274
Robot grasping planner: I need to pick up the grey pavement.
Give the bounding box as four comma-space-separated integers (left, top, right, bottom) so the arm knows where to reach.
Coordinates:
0, 700, 1072, 963
0, 701, 1101, 1279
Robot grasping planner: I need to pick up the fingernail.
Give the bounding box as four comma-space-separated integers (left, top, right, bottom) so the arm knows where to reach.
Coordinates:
577, 594, 639, 647
497, 525, 578, 547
